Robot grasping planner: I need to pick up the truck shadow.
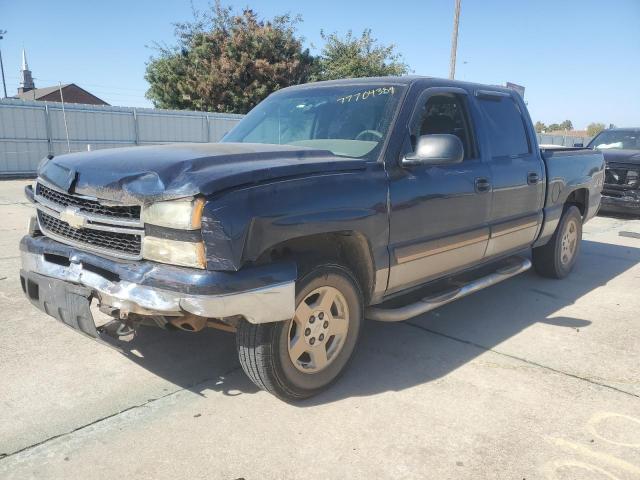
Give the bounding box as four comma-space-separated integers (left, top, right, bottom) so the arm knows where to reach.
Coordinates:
103, 238, 640, 404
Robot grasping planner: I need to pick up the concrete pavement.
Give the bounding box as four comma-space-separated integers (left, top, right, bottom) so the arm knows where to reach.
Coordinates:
0, 179, 638, 479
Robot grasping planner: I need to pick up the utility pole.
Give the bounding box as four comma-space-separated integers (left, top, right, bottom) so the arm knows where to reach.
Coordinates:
448, 0, 461, 80
0, 30, 8, 98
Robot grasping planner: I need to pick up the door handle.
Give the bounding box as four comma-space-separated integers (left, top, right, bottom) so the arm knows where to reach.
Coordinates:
527, 172, 540, 185
475, 177, 491, 193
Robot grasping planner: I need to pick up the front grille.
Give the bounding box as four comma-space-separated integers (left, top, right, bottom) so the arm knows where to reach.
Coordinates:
605, 167, 629, 186
604, 164, 639, 190
39, 211, 142, 257
37, 183, 141, 220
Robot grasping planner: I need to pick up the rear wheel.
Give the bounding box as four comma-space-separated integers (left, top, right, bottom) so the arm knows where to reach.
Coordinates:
532, 205, 582, 279
236, 264, 363, 401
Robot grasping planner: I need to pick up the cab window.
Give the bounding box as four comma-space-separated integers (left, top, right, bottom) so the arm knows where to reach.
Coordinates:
409, 93, 476, 160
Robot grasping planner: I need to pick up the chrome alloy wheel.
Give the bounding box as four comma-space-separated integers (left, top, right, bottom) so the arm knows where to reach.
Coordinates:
288, 286, 349, 373
560, 218, 578, 265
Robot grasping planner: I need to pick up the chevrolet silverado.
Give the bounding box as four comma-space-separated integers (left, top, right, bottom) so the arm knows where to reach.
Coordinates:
20, 76, 604, 400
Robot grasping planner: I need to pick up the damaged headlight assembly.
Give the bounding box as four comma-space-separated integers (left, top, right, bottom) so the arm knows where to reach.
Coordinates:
141, 197, 207, 269
142, 197, 205, 230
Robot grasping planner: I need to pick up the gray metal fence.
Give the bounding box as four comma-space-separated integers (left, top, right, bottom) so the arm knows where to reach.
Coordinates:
0, 98, 596, 176
537, 133, 592, 147
0, 99, 243, 176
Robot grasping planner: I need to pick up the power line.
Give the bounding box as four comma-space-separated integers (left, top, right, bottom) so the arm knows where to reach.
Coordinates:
3, 75, 149, 94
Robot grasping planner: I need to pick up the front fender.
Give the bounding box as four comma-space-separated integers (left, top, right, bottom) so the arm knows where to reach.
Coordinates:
200, 167, 390, 275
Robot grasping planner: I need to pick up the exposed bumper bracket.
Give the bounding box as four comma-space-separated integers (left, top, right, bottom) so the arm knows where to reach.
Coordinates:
21, 248, 295, 325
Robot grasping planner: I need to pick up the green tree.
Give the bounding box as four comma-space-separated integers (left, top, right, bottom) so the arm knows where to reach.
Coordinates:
312, 29, 409, 81
145, 2, 314, 113
587, 122, 606, 137
560, 120, 573, 131
547, 123, 561, 132
534, 121, 546, 133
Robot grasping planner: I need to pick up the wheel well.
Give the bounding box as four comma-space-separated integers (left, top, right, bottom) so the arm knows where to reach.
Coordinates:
256, 232, 375, 303
565, 188, 588, 217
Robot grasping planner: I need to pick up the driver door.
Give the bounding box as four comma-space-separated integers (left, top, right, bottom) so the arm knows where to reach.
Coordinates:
387, 87, 493, 294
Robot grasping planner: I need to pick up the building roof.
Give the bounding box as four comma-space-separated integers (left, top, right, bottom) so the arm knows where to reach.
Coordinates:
14, 83, 109, 105
21, 49, 29, 71
15, 84, 71, 100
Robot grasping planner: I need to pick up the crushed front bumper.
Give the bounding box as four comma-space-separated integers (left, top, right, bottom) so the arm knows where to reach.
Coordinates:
600, 191, 640, 215
20, 234, 296, 333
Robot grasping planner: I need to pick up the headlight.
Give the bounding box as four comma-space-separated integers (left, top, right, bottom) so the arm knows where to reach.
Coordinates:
142, 236, 206, 269
142, 197, 205, 230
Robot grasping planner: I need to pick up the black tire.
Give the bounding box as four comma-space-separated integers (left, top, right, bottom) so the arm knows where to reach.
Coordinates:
236, 264, 363, 401
532, 205, 583, 279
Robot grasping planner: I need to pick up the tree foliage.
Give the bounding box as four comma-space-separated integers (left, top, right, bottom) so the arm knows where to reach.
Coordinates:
587, 122, 606, 137
539, 120, 575, 133
145, 3, 411, 113
312, 29, 409, 81
560, 119, 573, 131
145, 2, 314, 113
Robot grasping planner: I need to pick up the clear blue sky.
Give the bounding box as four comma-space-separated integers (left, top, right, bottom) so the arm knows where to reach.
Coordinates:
2, 0, 639, 129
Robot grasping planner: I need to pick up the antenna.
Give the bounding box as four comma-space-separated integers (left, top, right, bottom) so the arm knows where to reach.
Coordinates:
59, 82, 71, 153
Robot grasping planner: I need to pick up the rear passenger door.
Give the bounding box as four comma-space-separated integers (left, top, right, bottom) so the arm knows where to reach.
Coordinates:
474, 91, 545, 258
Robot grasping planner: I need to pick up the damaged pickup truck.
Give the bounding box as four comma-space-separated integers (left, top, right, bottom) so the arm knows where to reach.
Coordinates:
587, 128, 640, 215
20, 77, 604, 400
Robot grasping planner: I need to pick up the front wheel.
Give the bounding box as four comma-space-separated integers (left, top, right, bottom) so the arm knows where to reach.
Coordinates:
532, 205, 583, 279
236, 264, 363, 401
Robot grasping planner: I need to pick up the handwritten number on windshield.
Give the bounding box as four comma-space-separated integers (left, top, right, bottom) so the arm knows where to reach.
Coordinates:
337, 86, 395, 104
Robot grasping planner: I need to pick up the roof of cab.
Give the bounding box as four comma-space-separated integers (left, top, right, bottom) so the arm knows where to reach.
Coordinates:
277, 75, 516, 96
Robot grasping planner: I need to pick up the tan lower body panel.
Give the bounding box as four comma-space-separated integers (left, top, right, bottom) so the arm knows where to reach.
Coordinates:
485, 214, 541, 258
389, 228, 489, 290
387, 213, 542, 292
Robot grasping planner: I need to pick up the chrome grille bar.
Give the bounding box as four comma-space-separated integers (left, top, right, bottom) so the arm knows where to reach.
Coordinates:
33, 179, 144, 260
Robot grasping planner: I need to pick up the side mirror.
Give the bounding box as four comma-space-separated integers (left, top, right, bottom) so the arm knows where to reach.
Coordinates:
573, 142, 583, 148
403, 134, 464, 166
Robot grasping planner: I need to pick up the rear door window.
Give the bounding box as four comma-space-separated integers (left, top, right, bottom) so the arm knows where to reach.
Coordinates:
477, 95, 530, 158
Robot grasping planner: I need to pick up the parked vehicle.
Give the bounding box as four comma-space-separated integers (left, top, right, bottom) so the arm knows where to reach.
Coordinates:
19, 77, 604, 400
587, 128, 640, 215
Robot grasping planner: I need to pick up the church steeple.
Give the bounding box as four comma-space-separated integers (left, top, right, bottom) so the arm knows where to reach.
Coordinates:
18, 49, 35, 94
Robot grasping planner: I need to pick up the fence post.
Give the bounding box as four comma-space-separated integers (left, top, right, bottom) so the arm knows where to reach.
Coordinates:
44, 103, 53, 156
133, 108, 140, 145
206, 115, 211, 143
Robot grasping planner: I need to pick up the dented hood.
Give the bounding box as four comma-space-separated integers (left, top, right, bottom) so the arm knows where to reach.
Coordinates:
600, 149, 640, 166
38, 143, 366, 203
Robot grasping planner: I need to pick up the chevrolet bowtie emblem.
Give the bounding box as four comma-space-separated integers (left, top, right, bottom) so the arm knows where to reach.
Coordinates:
60, 207, 87, 229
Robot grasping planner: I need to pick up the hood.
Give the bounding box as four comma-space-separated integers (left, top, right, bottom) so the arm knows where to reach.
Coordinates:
599, 149, 640, 166
38, 143, 366, 203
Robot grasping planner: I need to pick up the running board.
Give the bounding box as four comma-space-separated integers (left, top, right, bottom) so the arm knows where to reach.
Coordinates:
366, 256, 532, 322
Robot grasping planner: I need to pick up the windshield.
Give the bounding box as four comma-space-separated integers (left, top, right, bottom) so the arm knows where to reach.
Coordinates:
588, 130, 640, 150
222, 84, 406, 159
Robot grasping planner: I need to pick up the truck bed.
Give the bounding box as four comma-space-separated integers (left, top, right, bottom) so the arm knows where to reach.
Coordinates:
535, 147, 604, 246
